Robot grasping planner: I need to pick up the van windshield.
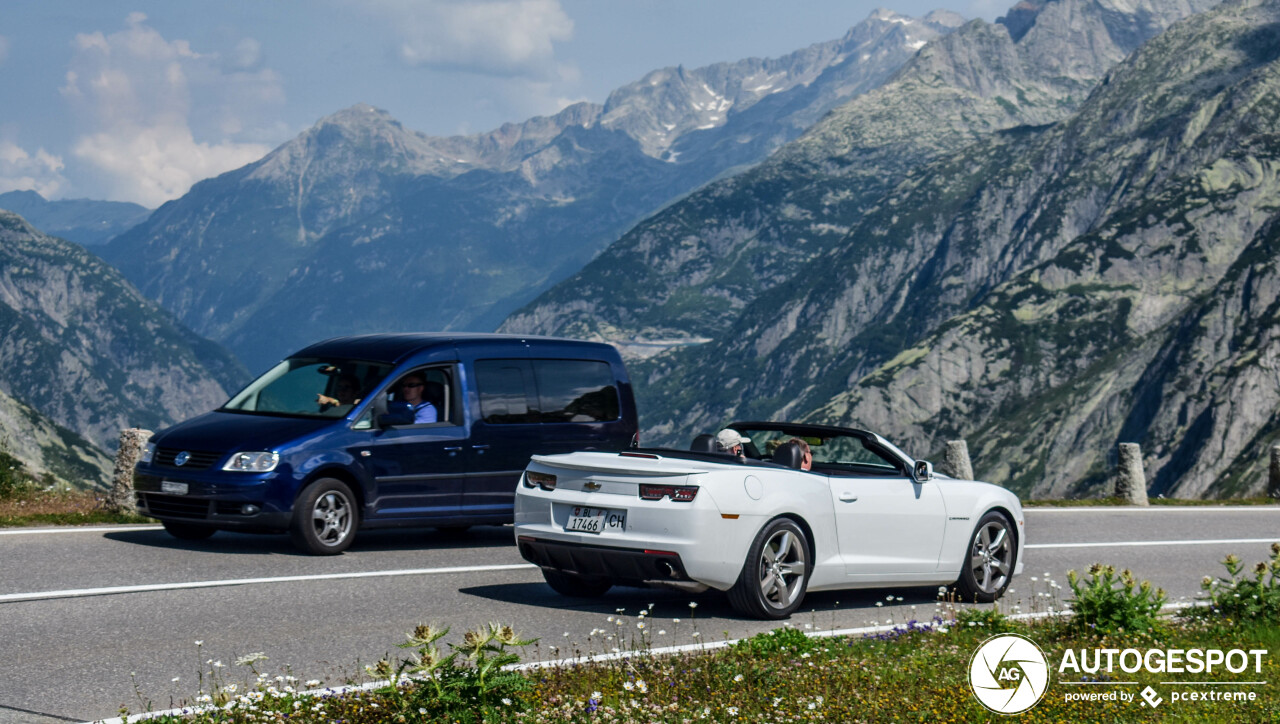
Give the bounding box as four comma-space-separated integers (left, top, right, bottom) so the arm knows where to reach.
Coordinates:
222, 358, 392, 418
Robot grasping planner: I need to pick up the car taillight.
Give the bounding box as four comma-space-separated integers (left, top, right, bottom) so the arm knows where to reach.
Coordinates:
639, 484, 698, 502
525, 471, 557, 491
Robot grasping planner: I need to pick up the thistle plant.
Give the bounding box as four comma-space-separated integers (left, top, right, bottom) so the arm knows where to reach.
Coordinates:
1065, 563, 1166, 636
1191, 543, 1280, 625
372, 621, 537, 721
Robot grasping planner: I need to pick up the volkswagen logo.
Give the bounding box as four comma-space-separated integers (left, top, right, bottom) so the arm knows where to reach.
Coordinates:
174, 451, 191, 467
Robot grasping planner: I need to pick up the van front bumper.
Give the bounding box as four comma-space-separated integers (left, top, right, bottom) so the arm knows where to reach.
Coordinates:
134, 470, 292, 531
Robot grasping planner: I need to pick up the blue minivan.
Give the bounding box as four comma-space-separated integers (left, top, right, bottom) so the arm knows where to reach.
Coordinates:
133, 334, 639, 554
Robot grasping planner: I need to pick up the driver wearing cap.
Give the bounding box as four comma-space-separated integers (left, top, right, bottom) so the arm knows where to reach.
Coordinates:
715, 428, 750, 457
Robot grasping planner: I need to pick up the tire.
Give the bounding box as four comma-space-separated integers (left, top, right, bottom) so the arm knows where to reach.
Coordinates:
289, 478, 358, 555
162, 519, 216, 540
954, 511, 1017, 603
727, 517, 811, 619
542, 569, 612, 598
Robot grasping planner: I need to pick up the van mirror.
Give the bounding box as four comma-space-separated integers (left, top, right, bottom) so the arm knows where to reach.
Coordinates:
912, 460, 934, 483
378, 401, 415, 427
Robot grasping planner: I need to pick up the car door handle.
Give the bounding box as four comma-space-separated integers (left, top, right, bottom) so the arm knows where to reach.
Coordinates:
838, 492, 858, 502
443, 446, 462, 452
471, 444, 490, 450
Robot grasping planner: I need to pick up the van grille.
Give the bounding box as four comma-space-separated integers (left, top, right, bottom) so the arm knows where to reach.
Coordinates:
140, 493, 211, 519
154, 448, 223, 470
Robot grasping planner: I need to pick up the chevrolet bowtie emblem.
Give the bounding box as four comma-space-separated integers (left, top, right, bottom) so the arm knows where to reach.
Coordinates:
583, 481, 602, 491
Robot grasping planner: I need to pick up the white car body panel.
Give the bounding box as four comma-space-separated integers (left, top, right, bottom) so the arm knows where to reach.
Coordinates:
514, 435, 1025, 597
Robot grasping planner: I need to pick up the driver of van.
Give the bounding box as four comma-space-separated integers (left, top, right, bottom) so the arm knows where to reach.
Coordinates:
398, 372, 438, 424
317, 374, 361, 410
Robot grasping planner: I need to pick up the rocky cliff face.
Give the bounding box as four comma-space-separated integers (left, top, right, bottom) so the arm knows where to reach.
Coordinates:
500, 0, 1216, 354
99, 10, 959, 373
500, 0, 1280, 499
0, 211, 248, 460
0, 386, 110, 489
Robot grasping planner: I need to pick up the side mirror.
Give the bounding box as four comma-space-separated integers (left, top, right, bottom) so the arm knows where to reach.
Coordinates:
378, 400, 415, 427
912, 460, 934, 483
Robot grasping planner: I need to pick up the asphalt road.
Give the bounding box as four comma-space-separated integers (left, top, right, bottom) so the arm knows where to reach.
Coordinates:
1, 507, 1277, 722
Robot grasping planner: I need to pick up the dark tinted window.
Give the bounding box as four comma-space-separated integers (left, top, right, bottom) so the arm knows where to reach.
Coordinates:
532, 359, 619, 422
475, 360, 538, 424
476, 358, 620, 424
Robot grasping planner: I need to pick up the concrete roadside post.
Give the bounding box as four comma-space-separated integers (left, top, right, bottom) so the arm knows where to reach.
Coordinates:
107, 428, 152, 514
943, 440, 975, 481
1114, 442, 1150, 506
1270, 446, 1280, 499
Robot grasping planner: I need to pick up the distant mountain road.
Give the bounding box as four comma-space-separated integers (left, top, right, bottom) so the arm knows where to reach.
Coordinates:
0, 507, 1276, 722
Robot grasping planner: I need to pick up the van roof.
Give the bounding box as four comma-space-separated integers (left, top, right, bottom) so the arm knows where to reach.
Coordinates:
290, 333, 617, 365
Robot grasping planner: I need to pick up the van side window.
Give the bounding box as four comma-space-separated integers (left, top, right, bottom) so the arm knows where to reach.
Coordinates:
532, 359, 620, 422
475, 360, 538, 424
389, 366, 457, 425
476, 358, 620, 424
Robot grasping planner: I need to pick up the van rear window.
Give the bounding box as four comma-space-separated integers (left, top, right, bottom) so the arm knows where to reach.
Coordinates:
476, 359, 619, 424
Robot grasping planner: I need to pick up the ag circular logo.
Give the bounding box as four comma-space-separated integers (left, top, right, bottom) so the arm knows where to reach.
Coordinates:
969, 633, 1050, 714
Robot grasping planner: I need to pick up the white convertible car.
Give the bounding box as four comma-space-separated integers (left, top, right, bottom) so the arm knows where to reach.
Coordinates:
514, 422, 1024, 619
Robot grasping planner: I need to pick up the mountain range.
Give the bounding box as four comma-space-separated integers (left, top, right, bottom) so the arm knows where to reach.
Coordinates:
0, 190, 151, 247
98, 9, 963, 373
0, 210, 248, 486
505, 0, 1280, 499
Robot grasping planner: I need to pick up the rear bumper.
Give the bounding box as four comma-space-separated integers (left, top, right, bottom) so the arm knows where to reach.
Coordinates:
517, 535, 694, 586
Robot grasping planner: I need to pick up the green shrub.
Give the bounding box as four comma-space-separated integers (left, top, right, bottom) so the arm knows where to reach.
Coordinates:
0, 451, 40, 500
1065, 563, 1166, 635
731, 625, 819, 656
954, 607, 1008, 630
1192, 544, 1280, 624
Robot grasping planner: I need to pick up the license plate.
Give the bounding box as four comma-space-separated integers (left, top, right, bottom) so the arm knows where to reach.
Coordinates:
161, 481, 189, 495
565, 505, 626, 534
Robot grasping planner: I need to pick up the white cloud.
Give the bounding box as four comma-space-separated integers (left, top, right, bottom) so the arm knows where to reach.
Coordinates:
0, 141, 66, 198
59, 13, 283, 206
362, 0, 574, 78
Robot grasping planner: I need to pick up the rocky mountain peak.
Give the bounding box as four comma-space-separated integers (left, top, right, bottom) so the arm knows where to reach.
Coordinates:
997, 0, 1049, 42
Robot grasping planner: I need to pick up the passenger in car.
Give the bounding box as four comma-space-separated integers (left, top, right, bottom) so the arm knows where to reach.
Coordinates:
786, 437, 813, 471
397, 372, 438, 423
715, 428, 750, 457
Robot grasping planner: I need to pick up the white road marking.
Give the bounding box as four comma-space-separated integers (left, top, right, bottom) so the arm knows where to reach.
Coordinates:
0, 563, 538, 603
0, 525, 164, 536
1028, 538, 1277, 549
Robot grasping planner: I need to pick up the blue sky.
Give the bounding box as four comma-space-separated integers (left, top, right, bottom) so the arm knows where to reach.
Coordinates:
0, 0, 999, 207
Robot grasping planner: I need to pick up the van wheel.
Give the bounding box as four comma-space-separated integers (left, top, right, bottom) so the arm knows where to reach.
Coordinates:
162, 519, 216, 540
727, 518, 811, 619
543, 569, 612, 597
290, 478, 358, 555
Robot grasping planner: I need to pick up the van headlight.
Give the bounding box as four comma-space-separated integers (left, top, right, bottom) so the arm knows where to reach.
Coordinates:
140, 442, 156, 464
222, 452, 279, 472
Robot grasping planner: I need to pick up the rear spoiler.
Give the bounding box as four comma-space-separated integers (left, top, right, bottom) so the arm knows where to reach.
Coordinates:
528, 451, 709, 477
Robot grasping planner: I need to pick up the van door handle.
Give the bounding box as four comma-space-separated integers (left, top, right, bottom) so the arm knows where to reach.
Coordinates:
471, 444, 490, 450
838, 492, 858, 503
